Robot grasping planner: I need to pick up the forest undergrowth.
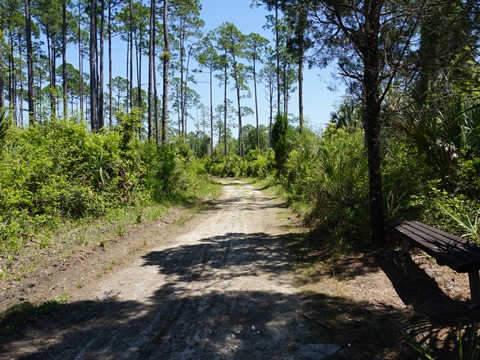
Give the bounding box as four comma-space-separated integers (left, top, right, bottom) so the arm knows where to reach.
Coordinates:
0, 115, 220, 281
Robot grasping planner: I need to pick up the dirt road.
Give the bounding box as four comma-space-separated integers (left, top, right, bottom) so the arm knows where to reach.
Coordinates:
1, 180, 338, 359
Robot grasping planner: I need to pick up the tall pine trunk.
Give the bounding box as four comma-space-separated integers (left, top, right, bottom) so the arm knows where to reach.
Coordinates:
129, 0, 133, 110
297, 5, 306, 133
275, 2, 281, 114
18, 39, 24, 126
253, 55, 260, 151
98, 0, 105, 129
46, 32, 56, 120
154, 51, 159, 145
232, 55, 243, 159
148, 0, 155, 140
25, 0, 35, 123
78, 1, 84, 122
161, 0, 170, 145
89, 0, 98, 130
179, 31, 185, 141
223, 53, 227, 156
209, 68, 213, 159
108, 1, 113, 127
298, 53, 303, 132
9, 32, 17, 124
136, 34, 142, 109
362, 0, 385, 245
0, 17, 4, 112
62, 0, 68, 119
283, 60, 287, 115
0, 33, 4, 110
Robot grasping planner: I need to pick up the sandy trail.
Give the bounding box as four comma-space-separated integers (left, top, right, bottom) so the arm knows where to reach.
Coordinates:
1, 180, 331, 359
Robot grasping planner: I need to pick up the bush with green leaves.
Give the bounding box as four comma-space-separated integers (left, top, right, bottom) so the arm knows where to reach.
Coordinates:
0, 117, 211, 255
283, 128, 320, 203
140, 142, 181, 201
271, 113, 290, 177
389, 96, 480, 240
207, 155, 244, 178
244, 149, 274, 179
309, 126, 370, 242
381, 133, 434, 222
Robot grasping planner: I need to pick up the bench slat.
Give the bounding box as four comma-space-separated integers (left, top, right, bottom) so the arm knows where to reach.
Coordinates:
394, 224, 473, 272
406, 221, 480, 264
390, 221, 480, 272
389, 220, 480, 306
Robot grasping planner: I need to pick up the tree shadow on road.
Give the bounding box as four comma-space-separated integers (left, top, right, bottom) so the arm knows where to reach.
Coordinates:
378, 250, 480, 359
142, 232, 294, 283
3, 231, 474, 359
0, 288, 424, 359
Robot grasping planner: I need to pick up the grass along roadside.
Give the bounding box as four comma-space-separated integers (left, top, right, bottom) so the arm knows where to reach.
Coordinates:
0, 294, 69, 338
0, 178, 222, 335
0, 178, 222, 283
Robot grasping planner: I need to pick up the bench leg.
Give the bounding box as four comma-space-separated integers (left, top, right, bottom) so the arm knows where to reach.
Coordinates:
401, 239, 412, 256
468, 270, 480, 308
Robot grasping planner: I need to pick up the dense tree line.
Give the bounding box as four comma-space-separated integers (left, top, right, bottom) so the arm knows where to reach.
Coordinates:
0, 0, 297, 151
2, 0, 480, 245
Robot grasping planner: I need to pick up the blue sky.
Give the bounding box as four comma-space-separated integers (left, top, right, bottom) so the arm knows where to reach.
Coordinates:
193, 0, 344, 132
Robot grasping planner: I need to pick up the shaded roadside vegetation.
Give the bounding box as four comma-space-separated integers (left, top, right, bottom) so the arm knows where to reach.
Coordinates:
0, 229, 456, 359
0, 113, 219, 279
2, 102, 480, 357
209, 95, 480, 251
205, 100, 480, 357
286, 231, 480, 359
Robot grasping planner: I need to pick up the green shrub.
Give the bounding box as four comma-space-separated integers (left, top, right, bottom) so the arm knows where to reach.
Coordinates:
141, 143, 180, 200
0, 116, 212, 255
206, 155, 244, 178
283, 128, 320, 202
304, 126, 369, 244
244, 149, 274, 179
271, 113, 290, 176
382, 134, 434, 222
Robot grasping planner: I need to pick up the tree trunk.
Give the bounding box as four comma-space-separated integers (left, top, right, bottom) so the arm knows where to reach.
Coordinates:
154, 51, 159, 145
62, 0, 68, 119
232, 56, 243, 160
148, 0, 155, 140
179, 32, 185, 141
98, 0, 105, 129
78, 1, 84, 122
275, 2, 281, 114
46, 32, 56, 120
362, 0, 385, 245
283, 60, 288, 115
269, 82, 273, 147
89, 0, 98, 130
253, 55, 260, 151
0, 32, 4, 110
210, 67, 213, 159
223, 53, 228, 156
136, 32, 142, 109
298, 48, 304, 133
18, 39, 24, 126
161, 0, 170, 145
129, 0, 133, 110
108, 1, 113, 127
297, 5, 306, 133
126, 33, 130, 112
9, 32, 17, 124
184, 44, 193, 140
25, 0, 35, 123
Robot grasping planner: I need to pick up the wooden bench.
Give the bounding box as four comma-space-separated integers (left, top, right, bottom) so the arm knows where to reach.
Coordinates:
389, 220, 480, 307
